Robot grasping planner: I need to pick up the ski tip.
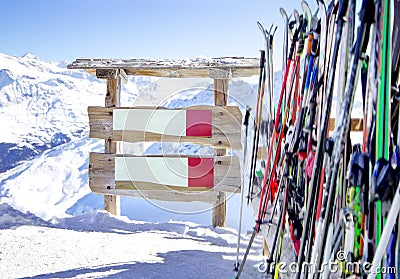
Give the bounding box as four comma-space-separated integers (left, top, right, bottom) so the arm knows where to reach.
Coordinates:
272, 25, 278, 36
301, 1, 311, 12
256, 21, 264, 31
279, 7, 288, 19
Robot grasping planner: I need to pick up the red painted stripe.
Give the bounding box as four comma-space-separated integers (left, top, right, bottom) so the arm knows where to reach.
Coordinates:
188, 158, 214, 187
186, 110, 212, 137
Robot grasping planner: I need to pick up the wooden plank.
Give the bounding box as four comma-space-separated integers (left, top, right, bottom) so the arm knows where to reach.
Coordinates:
212, 78, 229, 228
104, 78, 121, 216
97, 69, 117, 79
119, 69, 128, 84
209, 68, 231, 79
88, 105, 242, 149
89, 153, 241, 194
92, 189, 219, 204
67, 57, 260, 78
329, 118, 363, 131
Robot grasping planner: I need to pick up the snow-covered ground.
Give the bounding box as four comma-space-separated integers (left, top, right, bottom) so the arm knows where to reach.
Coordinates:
0, 203, 264, 279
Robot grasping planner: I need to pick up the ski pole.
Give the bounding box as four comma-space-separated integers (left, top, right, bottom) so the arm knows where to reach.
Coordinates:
367, 181, 400, 279
234, 107, 252, 272
247, 50, 266, 204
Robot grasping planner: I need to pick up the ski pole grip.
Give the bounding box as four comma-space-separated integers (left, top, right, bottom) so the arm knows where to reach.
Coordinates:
289, 40, 295, 60
311, 21, 321, 57
325, 137, 335, 156
359, 0, 375, 24
259, 50, 266, 69
359, 0, 375, 54
289, 27, 300, 59
243, 106, 251, 126
306, 33, 313, 55
306, 101, 317, 131
283, 152, 292, 177
297, 31, 306, 56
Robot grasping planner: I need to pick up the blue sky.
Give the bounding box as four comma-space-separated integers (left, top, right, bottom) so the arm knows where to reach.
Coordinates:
0, 0, 317, 64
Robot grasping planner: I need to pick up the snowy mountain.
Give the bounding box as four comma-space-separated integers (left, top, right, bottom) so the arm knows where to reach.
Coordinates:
0, 52, 155, 173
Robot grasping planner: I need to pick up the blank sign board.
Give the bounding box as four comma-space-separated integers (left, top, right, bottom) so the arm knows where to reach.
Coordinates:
113, 109, 212, 137
115, 157, 214, 187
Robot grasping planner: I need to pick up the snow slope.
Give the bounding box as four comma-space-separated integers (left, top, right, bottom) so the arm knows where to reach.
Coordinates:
0, 204, 263, 279
0, 52, 153, 173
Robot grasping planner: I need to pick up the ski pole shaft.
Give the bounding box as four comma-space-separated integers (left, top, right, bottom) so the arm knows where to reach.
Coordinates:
367, 182, 400, 279
235, 107, 252, 271
247, 50, 266, 204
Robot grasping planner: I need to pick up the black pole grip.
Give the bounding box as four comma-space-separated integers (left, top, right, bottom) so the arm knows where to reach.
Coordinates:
305, 101, 317, 132
243, 106, 251, 126
259, 50, 266, 69
288, 23, 301, 59
283, 152, 292, 178
360, 0, 375, 24
359, 0, 375, 53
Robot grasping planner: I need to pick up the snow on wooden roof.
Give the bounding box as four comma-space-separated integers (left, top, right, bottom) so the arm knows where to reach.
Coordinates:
67, 57, 260, 78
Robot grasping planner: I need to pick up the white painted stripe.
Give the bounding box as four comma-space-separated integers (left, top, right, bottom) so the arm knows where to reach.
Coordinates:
115, 157, 188, 187
113, 109, 186, 136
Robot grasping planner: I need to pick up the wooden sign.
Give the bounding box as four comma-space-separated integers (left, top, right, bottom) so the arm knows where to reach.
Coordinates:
89, 153, 240, 195
88, 105, 242, 149
113, 109, 212, 137
115, 157, 214, 188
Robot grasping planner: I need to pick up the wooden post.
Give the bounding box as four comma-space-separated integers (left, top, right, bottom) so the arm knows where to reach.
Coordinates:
104, 71, 122, 215
211, 69, 230, 227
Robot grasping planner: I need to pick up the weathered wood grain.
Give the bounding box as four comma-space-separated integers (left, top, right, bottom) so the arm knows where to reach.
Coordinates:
89, 153, 241, 195
67, 57, 260, 78
329, 118, 363, 131
212, 78, 229, 228
88, 105, 242, 149
92, 189, 219, 204
104, 77, 121, 215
